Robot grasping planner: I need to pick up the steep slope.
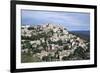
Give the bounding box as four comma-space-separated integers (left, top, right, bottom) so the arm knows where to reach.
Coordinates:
21, 23, 90, 62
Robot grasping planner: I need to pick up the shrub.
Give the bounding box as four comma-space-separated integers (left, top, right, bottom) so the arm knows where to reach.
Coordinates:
74, 46, 86, 59
42, 56, 49, 61
62, 56, 69, 60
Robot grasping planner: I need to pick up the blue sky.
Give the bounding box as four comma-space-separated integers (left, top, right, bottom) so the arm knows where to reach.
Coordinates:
21, 10, 90, 31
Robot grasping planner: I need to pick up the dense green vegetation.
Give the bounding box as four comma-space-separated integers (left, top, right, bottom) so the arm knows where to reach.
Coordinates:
21, 53, 42, 63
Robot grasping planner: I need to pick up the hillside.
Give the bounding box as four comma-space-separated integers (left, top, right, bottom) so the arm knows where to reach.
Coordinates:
21, 23, 90, 63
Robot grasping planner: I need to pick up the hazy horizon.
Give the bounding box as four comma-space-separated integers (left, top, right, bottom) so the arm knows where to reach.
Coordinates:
21, 10, 90, 31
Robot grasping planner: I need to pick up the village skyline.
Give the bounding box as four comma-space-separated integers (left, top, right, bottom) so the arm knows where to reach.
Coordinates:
21, 10, 90, 31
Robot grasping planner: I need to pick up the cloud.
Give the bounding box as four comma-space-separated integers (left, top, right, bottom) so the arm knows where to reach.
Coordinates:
21, 10, 90, 31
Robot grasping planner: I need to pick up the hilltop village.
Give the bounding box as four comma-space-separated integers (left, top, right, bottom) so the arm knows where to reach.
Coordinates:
21, 24, 90, 63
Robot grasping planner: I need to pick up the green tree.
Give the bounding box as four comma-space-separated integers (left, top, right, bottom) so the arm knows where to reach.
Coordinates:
63, 45, 70, 50
62, 56, 69, 60
41, 42, 47, 51
86, 43, 90, 52
23, 41, 32, 54
74, 46, 86, 59
42, 56, 48, 61
57, 39, 63, 46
